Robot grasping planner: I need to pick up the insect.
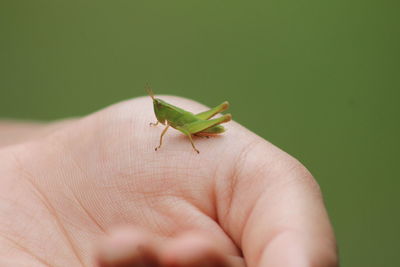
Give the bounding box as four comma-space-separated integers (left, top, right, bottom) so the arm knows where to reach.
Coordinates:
146, 86, 232, 153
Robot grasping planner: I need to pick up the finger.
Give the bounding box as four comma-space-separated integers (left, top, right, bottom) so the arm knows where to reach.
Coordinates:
217, 138, 338, 267
95, 226, 160, 267
160, 231, 244, 267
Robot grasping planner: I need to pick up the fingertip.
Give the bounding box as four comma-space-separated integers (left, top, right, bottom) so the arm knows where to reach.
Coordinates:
258, 231, 338, 267
160, 232, 229, 267
95, 226, 159, 267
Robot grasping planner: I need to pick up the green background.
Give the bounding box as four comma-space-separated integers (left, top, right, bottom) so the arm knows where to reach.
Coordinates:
1, 1, 399, 266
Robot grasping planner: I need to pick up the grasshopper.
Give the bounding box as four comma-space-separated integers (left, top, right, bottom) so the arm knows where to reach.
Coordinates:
146, 86, 232, 153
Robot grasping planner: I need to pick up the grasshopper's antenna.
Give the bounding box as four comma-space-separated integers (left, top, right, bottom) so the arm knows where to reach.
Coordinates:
145, 83, 155, 100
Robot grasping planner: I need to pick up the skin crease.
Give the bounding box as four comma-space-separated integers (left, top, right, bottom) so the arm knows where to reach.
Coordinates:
0, 96, 338, 267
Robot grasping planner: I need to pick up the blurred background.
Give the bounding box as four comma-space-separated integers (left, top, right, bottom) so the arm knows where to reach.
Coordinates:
0, 1, 399, 266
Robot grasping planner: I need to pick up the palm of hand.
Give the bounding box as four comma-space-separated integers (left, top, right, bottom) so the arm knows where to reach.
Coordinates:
0, 97, 337, 267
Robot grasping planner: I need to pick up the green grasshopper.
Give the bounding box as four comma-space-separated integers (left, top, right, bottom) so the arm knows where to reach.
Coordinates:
147, 87, 232, 153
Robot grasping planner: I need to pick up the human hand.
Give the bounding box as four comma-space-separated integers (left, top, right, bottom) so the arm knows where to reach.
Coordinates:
0, 96, 337, 266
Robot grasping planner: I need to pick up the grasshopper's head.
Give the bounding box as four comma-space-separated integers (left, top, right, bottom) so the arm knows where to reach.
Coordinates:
153, 98, 170, 124
146, 86, 167, 124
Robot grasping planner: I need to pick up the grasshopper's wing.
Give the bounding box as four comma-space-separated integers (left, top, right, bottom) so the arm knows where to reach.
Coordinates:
177, 113, 232, 134
195, 101, 229, 120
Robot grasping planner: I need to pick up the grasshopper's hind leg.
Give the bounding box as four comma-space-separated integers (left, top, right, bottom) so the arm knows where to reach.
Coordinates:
194, 134, 210, 139
176, 127, 200, 154
155, 125, 170, 151
177, 114, 232, 154
186, 133, 200, 154
195, 101, 229, 120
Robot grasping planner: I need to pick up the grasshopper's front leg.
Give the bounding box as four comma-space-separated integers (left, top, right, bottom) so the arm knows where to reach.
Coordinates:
155, 124, 170, 151
149, 121, 159, 126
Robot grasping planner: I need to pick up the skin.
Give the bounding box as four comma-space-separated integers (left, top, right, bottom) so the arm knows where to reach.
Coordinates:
0, 96, 338, 267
